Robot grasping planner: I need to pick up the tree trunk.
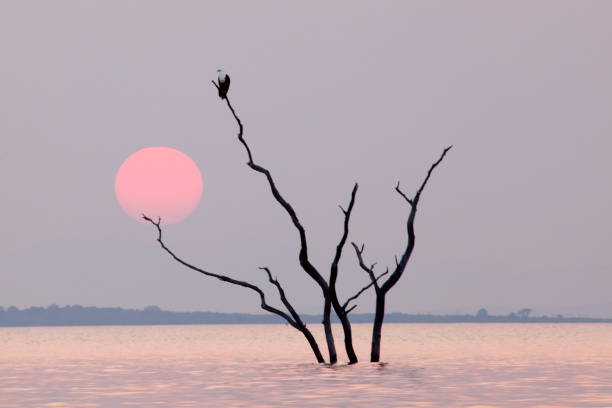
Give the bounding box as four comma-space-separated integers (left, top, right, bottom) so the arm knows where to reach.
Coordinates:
337, 309, 358, 364
322, 298, 337, 364
371, 295, 385, 362
300, 326, 326, 363
330, 294, 358, 364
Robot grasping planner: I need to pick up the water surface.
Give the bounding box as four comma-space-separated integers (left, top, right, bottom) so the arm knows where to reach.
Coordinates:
1, 323, 611, 407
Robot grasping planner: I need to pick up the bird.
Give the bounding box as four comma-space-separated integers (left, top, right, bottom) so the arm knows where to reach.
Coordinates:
217, 69, 230, 99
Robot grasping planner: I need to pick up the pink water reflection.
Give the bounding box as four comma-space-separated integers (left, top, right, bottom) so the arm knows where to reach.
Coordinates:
1, 324, 611, 407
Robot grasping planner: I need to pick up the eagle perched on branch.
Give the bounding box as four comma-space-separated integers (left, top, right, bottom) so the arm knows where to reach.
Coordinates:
217, 69, 230, 99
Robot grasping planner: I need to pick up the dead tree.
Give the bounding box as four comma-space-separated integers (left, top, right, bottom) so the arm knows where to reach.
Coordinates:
142, 77, 451, 364
142, 215, 325, 363
352, 146, 452, 362
212, 79, 370, 364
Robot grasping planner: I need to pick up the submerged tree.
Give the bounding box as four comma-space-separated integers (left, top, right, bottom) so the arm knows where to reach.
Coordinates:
144, 74, 451, 365
351, 146, 452, 362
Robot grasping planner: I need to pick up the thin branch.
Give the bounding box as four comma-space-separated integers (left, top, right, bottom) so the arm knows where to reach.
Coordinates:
218, 90, 327, 292
414, 145, 453, 204
328, 183, 359, 365
330, 183, 359, 288
259, 267, 308, 329
381, 145, 453, 294
395, 182, 414, 206
345, 304, 358, 314
142, 214, 298, 328
351, 242, 380, 292
342, 270, 389, 311
224, 97, 251, 164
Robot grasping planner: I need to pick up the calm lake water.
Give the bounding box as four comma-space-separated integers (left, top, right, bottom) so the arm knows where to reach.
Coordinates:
1, 323, 611, 407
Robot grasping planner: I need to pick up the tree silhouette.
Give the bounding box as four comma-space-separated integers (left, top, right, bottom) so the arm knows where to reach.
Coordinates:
352, 146, 452, 362
144, 75, 452, 365
212, 77, 451, 364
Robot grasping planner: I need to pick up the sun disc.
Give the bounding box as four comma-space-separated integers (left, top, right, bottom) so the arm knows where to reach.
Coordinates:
115, 146, 203, 224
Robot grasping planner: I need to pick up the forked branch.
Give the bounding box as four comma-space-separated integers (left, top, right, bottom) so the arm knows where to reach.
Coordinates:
330, 183, 359, 288
394, 182, 414, 206
351, 242, 380, 292
142, 214, 299, 327
396, 145, 453, 207
382, 145, 453, 294
350, 146, 452, 362
259, 267, 309, 331
342, 270, 389, 312
143, 214, 325, 363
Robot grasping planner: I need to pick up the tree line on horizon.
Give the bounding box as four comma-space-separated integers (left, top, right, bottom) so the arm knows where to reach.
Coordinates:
3, 305, 609, 327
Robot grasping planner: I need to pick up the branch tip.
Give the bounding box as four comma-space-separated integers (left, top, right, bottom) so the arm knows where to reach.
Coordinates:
346, 304, 358, 314
395, 183, 414, 206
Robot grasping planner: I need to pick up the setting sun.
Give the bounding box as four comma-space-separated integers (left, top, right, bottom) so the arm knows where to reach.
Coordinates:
115, 146, 203, 224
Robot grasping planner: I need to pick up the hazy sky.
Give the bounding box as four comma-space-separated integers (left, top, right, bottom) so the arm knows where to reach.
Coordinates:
2, 1, 611, 317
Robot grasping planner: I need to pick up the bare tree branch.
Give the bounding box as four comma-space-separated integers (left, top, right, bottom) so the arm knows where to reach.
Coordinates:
351, 242, 380, 292
350, 146, 452, 362
382, 145, 453, 295
259, 267, 309, 330
320, 183, 359, 364
413, 145, 453, 205
330, 183, 358, 288
143, 214, 325, 363
345, 304, 358, 314
342, 270, 389, 311
395, 182, 414, 206
142, 214, 325, 363
219, 93, 327, 291
142, 214, 299, 327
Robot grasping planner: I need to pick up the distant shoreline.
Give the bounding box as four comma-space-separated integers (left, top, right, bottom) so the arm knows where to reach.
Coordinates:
1, 305, 611, 327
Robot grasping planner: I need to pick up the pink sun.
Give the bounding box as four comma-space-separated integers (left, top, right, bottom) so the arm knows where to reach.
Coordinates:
115, 146, 203, 224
